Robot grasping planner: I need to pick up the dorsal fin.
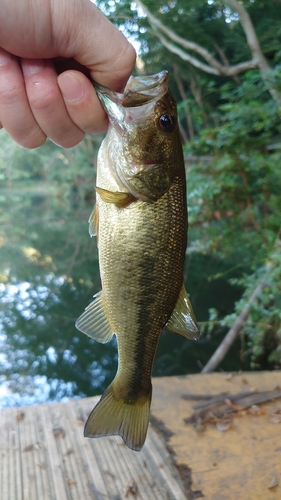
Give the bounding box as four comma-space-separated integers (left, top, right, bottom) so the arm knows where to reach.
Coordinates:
166, 284, 200, 340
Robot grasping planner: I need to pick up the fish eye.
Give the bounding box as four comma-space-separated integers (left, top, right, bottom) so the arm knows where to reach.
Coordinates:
159, 114, 176, 133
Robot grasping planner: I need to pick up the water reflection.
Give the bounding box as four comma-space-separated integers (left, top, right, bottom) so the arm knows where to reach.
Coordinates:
0, 189, 249, 408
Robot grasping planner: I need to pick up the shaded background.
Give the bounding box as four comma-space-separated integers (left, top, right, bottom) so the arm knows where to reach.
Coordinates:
1, 0, 281, 407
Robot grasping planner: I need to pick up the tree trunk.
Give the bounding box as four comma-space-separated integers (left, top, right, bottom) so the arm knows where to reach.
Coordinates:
201, 271, 270, 374
173, 67, 194, 140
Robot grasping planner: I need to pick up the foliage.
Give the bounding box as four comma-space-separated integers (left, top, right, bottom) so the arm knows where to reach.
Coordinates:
185, 68, 281, 368
97, 0, 281, 139
1, 0, 281, 406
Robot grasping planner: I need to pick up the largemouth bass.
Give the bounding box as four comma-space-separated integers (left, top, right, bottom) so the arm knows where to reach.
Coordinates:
76, 70, 199, 451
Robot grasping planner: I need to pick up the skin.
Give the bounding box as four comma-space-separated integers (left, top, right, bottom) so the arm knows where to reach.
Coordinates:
0, 0, 136, 148
80, 80, 188, 450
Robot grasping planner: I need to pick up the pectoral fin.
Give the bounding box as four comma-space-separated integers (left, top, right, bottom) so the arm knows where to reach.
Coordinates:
96, 186, 135, 208
166, 284, 200, 340
88, 204, 99, 238
75, 292, 113, 343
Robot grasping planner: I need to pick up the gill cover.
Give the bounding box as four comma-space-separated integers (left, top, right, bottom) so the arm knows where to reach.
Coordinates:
92, 72, 178, 202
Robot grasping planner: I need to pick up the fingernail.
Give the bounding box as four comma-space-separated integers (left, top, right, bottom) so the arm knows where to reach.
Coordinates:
21, 59, 46, 76
58, 72, 84, 102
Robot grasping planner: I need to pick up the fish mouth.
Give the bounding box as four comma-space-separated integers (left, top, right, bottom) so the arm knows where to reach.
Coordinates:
92, 71, 169, 127
122, 70, 169, 107
94, 70, 168, 108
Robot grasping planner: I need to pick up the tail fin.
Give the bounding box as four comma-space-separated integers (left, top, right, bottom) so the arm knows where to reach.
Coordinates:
84, 384, 152, 451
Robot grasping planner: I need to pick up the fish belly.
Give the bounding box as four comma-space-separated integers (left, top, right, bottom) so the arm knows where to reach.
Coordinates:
98, 179, 187, 398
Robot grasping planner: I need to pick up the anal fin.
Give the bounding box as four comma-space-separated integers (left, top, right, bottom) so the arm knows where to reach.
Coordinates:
166, 284, 200, 340
75, 292, 113, 343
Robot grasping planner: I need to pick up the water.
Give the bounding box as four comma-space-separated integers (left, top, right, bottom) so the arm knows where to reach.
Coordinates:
0, 189, 250, 408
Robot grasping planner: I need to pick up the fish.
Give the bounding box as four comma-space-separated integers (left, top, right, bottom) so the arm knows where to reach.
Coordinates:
75, 70, 200, 451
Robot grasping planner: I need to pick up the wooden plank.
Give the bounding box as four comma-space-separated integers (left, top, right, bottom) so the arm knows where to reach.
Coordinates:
14, 411, 23, 500
2, 408, 10, 500
78, 396, 186, 500
115, 439, 156, 500
91, 434, 125, 498
151, 371, 281, 500
110, 437, 136, 490
6, 407, 23, 500
20, 403, 41, 500
58, 399, 94, 499
105, 436, 141, 497
39, 403, 69, 500
68, 398, 108, 499
48, 403, 81, 500
8, 410, 16, 500
0, 389, 191, 500
35, 407, 49, 500
146, 430, 187, 500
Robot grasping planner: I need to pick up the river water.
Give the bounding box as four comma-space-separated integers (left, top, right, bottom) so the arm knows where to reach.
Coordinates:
0, 188, 249, 408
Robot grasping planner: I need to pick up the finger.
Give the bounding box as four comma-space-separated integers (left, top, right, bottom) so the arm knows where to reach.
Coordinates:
0, 1, 136, 93
0, 48, 46, 148
57, 70, 108, 135
21, 58, 85, 148
53, 1, 136, 92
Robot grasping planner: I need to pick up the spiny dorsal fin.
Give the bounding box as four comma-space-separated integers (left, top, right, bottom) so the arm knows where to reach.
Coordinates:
166, 284, 200, 340
96, 186, 135, 208
88, 204, 99, 238
75, 292, 113, 343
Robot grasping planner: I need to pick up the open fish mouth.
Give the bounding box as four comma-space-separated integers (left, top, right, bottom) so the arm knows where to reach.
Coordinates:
92, 71, 169, 112
122, 70, 169, 106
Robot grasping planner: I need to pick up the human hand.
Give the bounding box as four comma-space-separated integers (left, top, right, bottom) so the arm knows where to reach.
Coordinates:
0, 0, 136, 148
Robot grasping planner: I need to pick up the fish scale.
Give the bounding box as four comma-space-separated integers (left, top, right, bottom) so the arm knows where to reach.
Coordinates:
76, 71, 200, 451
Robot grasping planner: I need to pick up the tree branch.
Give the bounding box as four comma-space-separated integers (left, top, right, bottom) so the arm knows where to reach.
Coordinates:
173, 66, 195, 140
224, 0, 280, 101
135, 0, 257, 77
155, 32, 219, 75
136, 0, 224, 70
224, 0, 271, 74
201, 269, 271, 374
135, 0, 281, 102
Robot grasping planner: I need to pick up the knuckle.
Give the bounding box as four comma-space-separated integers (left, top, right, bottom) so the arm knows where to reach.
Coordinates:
0, 85, 21, 106
28, 88, 58, 112
19, 130, 46, 149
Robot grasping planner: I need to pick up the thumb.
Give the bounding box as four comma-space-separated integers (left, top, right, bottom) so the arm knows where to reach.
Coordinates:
54, 0, 136, 92
0, 0, 136, 92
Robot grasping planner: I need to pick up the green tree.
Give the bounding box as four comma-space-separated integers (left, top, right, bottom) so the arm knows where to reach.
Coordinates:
1, 0, 281, 404
186, 70, 281, 369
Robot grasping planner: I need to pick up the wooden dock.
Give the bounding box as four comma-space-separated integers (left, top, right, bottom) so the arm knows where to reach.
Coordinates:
1, 371, 281, 499
0, 395, 187, 500
152, 371, 281, 500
